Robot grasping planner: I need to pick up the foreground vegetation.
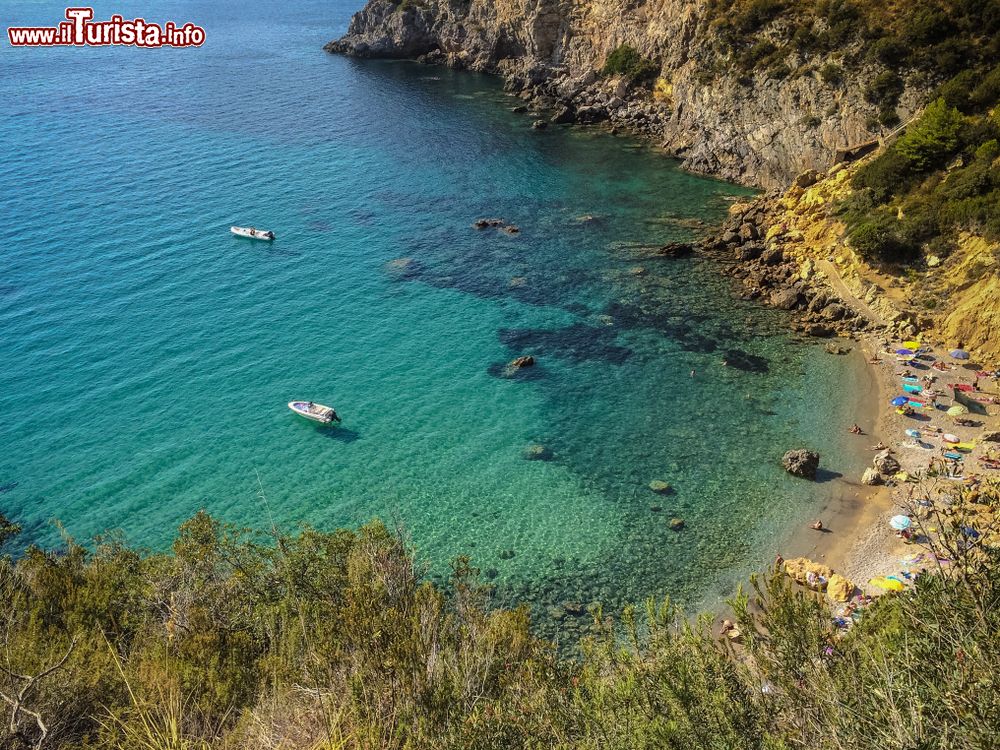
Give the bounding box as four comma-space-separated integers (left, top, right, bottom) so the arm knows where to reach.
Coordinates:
2, 480, 1000, 749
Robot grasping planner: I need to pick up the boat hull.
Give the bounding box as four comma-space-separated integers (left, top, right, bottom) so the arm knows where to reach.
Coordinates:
231, 226, 274, 241
288, 401, 337, 424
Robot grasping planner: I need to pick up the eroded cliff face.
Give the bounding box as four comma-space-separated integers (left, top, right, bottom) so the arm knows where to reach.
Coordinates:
710, 163, 1000, 362
327, 0, 927, 188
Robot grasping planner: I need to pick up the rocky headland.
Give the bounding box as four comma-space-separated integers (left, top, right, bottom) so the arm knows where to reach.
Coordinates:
326, 0, 929, 190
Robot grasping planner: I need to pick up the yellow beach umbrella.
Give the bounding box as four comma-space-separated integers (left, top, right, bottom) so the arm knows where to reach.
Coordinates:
870, 577, 905, 592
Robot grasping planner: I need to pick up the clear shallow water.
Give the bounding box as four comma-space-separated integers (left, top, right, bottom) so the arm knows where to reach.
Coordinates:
1, 0, 867, 630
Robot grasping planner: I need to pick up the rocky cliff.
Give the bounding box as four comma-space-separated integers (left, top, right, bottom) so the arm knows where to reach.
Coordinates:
327, 0, 927, 188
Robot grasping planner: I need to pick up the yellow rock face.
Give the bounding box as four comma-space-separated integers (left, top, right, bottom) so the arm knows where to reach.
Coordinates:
755, 158, 1000, 361
653, 77, 672, 102
783, 557, 834, 590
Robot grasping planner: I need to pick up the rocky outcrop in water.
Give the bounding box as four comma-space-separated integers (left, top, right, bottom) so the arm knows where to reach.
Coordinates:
782, 449, 819, 480
327, 0, 928, 188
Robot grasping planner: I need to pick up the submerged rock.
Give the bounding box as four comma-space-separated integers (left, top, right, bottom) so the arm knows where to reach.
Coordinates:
648, 480, 673, 494
473, 218, 505, 229
523, 444, 553, 461
656, 241, 694, 258
669, 517, 685, 531
825, 341, 851, 355
532, 119, 548, 130
782, 449, 820, 479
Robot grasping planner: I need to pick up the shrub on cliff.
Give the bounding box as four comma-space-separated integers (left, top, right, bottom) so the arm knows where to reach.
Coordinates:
602, 45, 660, 82
848, 218, 920, 265
895, 98, 964, 172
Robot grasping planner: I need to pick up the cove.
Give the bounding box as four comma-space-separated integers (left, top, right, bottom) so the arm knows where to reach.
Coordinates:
0, 0, 868, 637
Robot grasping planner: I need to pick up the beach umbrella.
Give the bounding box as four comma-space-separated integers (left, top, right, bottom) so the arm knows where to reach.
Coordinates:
896, 348, 915, 356
905, 428, 921, 438
889, 515, 912, 531
891, 396, 909, 406
870, 576, 905, 592
943, 433, 960, 443
950, 349, 970, 360
947, 405, 968, 416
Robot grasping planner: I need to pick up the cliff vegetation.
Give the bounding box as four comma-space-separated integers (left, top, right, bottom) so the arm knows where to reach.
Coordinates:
2, 484, 1000, 750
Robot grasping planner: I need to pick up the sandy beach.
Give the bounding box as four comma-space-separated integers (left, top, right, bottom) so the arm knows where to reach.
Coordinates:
778, 332, 1000, 601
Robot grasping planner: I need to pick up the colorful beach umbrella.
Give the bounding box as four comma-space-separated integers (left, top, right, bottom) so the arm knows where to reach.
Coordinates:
950, 349, 970, 360
870, 576, 905, 592
947, 405, 968, 416
896, 348, 915, 356
890, 515, 912, 531
891, 396, 909, 406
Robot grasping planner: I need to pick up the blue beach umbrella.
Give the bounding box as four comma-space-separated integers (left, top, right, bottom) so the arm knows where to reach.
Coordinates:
950, 349, 970, 360
890, 515, 912, 531
891, 396, 909, 406
905, 428, 921, 438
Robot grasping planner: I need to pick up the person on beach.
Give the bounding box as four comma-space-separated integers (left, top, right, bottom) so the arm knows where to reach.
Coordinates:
872, 441, 888, 450
810, 520, 824, 531
849, 424, 864, 434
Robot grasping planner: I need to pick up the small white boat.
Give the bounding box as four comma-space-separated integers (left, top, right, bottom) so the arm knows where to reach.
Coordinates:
288, 401, 340, 424
231, 226, 275, 241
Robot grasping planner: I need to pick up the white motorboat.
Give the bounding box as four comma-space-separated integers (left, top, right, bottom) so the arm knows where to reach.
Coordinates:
231, 226, 275, 240
288, 401, 340, 424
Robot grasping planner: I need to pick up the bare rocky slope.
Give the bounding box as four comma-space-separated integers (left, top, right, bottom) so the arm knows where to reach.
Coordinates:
326, 0, 927, 189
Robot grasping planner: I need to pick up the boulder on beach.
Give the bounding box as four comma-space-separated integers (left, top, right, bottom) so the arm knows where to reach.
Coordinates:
782, 449, 820, 479
861, 467, 883, 486
648, 480, 673, 494
783, 557, 834, 590
873, 450, 900, 476
827, 573, 856, 602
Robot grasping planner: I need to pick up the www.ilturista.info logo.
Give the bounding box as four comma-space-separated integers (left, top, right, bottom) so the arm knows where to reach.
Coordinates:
8, 7, 206, 48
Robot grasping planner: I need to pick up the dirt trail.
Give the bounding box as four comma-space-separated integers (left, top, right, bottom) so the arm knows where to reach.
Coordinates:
816, 259, 888, 328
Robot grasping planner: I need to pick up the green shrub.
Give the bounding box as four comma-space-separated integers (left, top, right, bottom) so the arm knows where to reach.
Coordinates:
896, 97, 964, 171
868, 36, 907, 66
935, 70, 977, 112
878, 106, 901, 128
970, 64, 1000, 108
602, 45, 660, 81
848, 219, 920, 264
865, 70, 904, 106
852, 147, 914, 201
818, 62, 843, 84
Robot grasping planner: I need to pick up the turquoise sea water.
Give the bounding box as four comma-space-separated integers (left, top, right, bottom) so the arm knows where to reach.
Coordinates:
1, 0, 867, 629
